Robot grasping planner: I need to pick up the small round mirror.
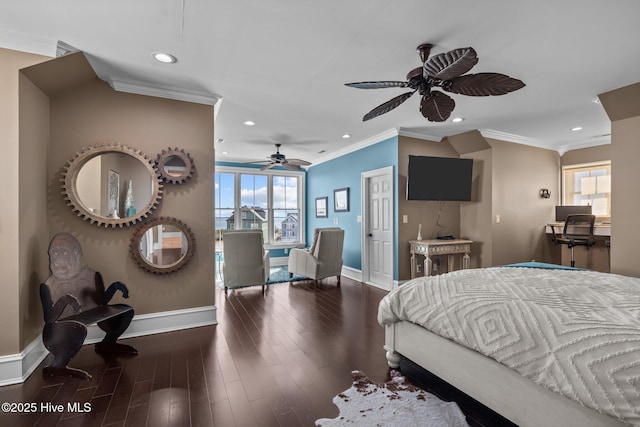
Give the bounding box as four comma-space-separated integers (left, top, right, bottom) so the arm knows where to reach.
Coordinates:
157, 147, 195, 184
130, 217, 195, 274
62, 143, 163, 228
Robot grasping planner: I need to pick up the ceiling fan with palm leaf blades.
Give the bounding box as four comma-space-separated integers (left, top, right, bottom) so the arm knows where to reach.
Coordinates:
345, 43, 525, 122
249, 144, 311, 171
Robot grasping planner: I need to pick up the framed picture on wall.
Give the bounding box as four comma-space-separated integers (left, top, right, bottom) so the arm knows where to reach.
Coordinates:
315, 197, 328, 218
333, 187, 349, 212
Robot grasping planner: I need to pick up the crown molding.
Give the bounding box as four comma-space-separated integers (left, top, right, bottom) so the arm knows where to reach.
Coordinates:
481, 128, 611, 155
56, 41, 79, 57
480, 129, 539, 146
397, 128, 441, 142
106, 78, 221, 106
557, 135, 611, 156
0, 29, 56, 57
308, 128, 399, 168
480, 128, 566, 152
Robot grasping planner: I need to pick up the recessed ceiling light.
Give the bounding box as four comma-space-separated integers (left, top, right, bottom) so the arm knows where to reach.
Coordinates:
221, 151, 229, 155
243, 120, 256, 126
571, 126, 583, 132
152, 52, 177, 64
592, 96, 601, 104
452, 117, 464, 123
342, 134, 351, 139
216, 138, 225, 143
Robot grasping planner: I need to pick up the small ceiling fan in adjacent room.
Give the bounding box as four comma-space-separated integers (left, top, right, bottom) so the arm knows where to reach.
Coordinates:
249, 144, 311, 171
345, 43, 525, 122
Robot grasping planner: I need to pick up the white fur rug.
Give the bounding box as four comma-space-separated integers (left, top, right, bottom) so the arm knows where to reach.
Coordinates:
316, 370, 469, 427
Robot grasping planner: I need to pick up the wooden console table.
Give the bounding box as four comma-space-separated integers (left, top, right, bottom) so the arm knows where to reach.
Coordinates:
409, 239, 473, 278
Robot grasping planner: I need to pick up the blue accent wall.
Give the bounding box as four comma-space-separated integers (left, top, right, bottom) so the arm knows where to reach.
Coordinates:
306, 136, 399, 277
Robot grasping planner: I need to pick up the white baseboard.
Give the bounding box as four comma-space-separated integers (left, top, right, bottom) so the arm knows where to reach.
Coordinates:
0, 337, 49, 387
341, 265, 362, 282
270, 257, 289, 267
0, 305, 217, 386
343, 266, 397, 291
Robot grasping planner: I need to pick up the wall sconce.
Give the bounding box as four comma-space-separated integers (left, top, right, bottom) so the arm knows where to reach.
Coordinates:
539, 189, 551, 198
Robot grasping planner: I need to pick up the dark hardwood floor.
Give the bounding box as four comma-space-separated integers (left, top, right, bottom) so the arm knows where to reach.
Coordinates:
0, 277, 513, 427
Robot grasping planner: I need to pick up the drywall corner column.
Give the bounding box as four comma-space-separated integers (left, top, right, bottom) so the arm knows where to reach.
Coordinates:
0, 48, 50, 356
599, 82, 640, 277
609, 116, 640, 276
485, 138, 559, 266
18, 72, 51, 350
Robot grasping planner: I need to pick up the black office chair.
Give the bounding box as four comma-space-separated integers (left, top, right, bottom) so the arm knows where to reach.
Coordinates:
552, 214, 596, 267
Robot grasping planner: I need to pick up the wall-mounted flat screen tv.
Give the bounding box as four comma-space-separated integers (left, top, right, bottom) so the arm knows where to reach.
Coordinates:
407, 155, 473, 201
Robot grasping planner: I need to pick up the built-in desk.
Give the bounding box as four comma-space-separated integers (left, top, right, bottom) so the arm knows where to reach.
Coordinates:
545, 222, 611, 236
409, 239, 472, 278
544, 223, 610, 272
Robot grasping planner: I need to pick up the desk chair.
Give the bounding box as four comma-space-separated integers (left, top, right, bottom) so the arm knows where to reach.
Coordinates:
552, 214, 596, 267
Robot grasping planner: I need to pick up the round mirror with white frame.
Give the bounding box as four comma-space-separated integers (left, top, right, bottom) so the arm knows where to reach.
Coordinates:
130, 217, 195, 274
156, 147, 195, 184
62, 143, 163, 228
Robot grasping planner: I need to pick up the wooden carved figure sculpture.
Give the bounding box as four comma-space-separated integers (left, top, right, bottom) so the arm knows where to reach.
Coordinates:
40, 232, 137, 379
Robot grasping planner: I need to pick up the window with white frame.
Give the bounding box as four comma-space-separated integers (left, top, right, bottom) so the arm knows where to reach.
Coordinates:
562, 161, 611, 217
215, 166, 305, 245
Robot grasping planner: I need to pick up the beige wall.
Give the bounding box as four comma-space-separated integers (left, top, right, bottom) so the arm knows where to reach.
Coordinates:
561, 144, 611, 166
1, 48, 215, 358
18, 72, 52, 350
397, 133, 560, 276
460, 148, 493, 268
488, 139, 559, 266
46, 80, 215, 315
610, 116, 640, 276
397, 136, 461, 280
599, 82, 640, 276
0, 48, 50, 355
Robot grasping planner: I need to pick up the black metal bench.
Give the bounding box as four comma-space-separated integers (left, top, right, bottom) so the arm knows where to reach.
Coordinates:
40, 272, 137, 380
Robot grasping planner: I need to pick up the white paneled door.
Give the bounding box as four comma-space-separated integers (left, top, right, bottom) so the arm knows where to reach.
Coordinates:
362, 167, 394, 290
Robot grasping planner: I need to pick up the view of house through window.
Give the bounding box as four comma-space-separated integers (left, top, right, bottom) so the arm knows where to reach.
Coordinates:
215, 167, 304, 248
562, 161, 611, 217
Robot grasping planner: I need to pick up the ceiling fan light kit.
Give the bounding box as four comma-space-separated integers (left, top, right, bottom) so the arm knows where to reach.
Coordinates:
346, 43, 525, 122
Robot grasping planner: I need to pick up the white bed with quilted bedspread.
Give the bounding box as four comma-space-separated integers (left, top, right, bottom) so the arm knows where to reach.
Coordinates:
378, 266, 640, 426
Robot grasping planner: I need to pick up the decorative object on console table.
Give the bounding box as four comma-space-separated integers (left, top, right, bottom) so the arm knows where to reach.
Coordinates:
315, 196, 328, 218
417, 223, 422, 241
409, 239, 472, 278
333, 187, 349, 212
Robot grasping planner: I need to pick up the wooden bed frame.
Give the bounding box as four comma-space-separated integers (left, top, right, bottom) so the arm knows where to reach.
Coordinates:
384, 321, 626, 427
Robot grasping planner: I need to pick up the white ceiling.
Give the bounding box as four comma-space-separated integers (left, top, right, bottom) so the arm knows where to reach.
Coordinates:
2, 0, 639, 166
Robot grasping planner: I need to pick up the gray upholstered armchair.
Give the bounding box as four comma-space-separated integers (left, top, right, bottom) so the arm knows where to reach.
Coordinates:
222, 230, 270, 293
288, 227, 344, 286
